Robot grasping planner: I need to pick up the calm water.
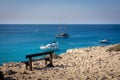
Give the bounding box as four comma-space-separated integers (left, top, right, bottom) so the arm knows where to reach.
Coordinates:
0, 24, 120, 65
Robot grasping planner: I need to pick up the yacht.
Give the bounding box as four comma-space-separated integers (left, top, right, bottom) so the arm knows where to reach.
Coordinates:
99, 39, 109, 43
56, 33, 69, 38
40, 42, 59, 50
56, 23, 69, 38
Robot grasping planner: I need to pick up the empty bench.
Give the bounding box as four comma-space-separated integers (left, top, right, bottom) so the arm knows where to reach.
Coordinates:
22, 51, 54, 71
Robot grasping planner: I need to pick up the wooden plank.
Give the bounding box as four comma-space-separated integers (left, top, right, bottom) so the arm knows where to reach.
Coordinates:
26, 51, 53, 58
21, 58, 47, 63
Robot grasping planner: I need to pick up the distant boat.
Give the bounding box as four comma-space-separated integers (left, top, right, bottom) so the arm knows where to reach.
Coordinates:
56, 23, 69, 38
56, 33, 69, 38
99, 39, 109, 43
40, 42, 59, 50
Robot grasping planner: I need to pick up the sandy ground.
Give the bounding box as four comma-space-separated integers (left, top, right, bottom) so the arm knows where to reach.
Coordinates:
0, 44, 120, 80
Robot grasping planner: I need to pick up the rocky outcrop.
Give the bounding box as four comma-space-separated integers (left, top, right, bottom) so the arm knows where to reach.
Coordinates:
0, 44, 120, 80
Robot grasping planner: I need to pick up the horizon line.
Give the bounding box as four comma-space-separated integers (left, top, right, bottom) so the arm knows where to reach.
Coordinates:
0, 23, 120, 25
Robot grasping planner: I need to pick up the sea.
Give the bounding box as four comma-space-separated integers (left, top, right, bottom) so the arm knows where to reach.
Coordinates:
0, 24, 120, 65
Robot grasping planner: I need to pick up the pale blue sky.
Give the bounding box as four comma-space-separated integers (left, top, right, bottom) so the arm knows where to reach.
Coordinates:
0, 0, 120, 24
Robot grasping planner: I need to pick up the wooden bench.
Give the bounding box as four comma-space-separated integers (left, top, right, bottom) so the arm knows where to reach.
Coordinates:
22, 51, 54, 71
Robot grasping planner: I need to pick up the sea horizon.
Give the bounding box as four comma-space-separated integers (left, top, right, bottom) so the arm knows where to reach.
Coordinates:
0, 23, 120, 25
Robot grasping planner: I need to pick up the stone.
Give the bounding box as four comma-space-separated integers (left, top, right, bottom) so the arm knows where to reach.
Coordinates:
4, 70, 17, 75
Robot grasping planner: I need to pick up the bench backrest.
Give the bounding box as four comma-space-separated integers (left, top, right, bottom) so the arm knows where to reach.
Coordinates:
26, 51, 54, 58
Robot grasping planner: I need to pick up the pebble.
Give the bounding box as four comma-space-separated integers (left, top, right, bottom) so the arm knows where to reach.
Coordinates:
4, 70, 17, 75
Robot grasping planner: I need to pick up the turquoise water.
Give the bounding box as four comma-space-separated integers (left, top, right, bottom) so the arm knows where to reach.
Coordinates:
0, 24, 120, 65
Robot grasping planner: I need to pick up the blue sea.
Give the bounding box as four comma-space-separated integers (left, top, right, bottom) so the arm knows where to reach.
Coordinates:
0, 24, 120, 65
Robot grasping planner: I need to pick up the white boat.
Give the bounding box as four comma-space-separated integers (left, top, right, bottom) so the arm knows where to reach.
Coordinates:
99, 39, 109, 43
40, 42, 59, 50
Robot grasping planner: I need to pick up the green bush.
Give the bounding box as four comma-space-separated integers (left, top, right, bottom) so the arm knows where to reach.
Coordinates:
106, 44, 120, 52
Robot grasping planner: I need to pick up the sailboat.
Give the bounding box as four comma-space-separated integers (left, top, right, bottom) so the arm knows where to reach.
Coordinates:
56, 33, 69, 38
56, 24, 69, 38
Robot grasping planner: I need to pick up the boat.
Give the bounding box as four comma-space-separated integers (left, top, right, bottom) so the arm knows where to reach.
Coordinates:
56, 23, 69, 38
40, 42, 59, 50
99, 39, 109, 43
56, 33, 69, 38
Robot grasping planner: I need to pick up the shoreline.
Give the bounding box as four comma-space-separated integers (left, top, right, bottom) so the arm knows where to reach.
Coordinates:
0, 44, 120, 80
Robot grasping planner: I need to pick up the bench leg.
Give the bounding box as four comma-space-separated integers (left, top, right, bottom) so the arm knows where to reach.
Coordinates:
50, 53, 53, 66
45, 60, 47, 66
47, 53, 54, 67
45, 57, 53, 67
25, 62, 29, 70
29, 58, 32, 71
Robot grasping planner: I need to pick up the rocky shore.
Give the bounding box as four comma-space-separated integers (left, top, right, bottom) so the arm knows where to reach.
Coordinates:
0, 44, 120, 80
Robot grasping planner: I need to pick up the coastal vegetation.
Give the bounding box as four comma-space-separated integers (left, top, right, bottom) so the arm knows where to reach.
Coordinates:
106, 44, 120, 52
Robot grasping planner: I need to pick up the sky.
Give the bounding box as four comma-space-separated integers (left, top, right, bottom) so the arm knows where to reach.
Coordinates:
0, 0, 120, 24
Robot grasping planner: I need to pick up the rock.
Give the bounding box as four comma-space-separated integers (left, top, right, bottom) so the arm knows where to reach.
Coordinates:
66, 49, 73, 53
38, 78, 42, 80
100, 76, 107, 80
86, 77, 91, 80
0, 71, 4, 80
28, 76, 32, 79
20, 71, 28, 74
5, 77, 16, 80
4, 70, 17, 75
67, 78, 74, 80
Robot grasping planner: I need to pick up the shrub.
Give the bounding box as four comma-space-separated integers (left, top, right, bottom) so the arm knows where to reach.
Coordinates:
106, 44, 120, 52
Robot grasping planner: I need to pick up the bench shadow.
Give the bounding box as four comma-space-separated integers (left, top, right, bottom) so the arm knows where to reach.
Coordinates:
4, 77, 16, 80
33, 64, 67, 70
